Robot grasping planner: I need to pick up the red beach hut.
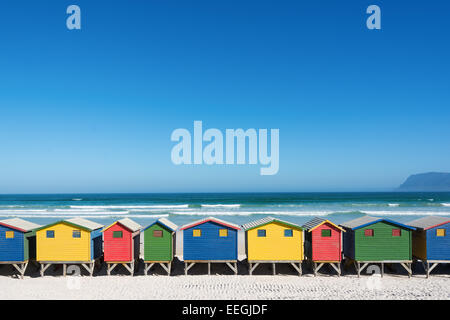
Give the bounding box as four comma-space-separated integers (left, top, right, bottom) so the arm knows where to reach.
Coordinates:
102, 218, 141, 276
302, 217, 345, 276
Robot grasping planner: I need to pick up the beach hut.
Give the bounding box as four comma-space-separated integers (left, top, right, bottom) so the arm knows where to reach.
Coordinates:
142, 218, 178, 276
407, 216, 450, 277
340, 215, 415, 277
179, 217, 241, 275
0, 218, 41, 278
35, 218, 103, 276
302, 217, 345, 276
102, 218, 141, 276
242, 217, 304, 276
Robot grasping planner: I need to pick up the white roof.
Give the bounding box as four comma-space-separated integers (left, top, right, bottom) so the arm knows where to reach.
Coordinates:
340, 216, 380, 229
242, 216, 302, 231
157, 218, 178, 231
66, 218, 103, 231
0, 218, 41, 232
408, 216, 450, 230
117, 218, 141, 232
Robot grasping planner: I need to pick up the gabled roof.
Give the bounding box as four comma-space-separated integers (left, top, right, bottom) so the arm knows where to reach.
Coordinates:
36, 218, 103, 232
302, 217, 345, 232
0, 218, 41, 232
66, 218, 103, 231
242, 216, 302, 231
340, 215, 415, 231
407, 216, 450, 230
143, 218, 178, 232
180, 217, 241, 231
103, 218, 142, 233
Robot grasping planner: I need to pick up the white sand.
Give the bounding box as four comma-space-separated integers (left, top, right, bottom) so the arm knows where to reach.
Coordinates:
0, 264, 449, 300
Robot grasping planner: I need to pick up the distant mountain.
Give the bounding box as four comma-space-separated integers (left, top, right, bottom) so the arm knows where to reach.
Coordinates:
398, 172, 450, 191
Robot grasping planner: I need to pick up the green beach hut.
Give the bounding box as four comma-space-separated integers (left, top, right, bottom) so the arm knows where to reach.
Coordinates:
341, 215, 415, 277
142, 218, 178, 275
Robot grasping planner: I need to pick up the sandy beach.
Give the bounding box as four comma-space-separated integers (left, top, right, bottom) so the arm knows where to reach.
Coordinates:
0, 262, 449, 300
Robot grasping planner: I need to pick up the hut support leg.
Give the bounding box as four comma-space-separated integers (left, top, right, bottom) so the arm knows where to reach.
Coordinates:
107, 263, 117, 276
63, 264, 67, 277
12, 262, 28, 279
355, 262, 360, 277
314, 262, 324, 276
249, 263, 259, 275
208, 262, 211, 275
226, 262, 238, 275
81, 262, 95, 276
360, 263, 370, 277
400, 262, 412, 278
290, 262, 302, 276
144, 263, 154, 276
272, 263, 276, 275
381, 263, 384, 278
81, 263, 90, 275
40, 263, 51, 277
122, 262, 134, 276
420, 261, 426, 277
329, 263, 341, 276
159, 263, 171, 276
185, 262, 195, 275
427, 262, 439, 278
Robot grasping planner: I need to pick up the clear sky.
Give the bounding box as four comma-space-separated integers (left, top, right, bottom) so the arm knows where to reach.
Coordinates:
0, 0, 449, 193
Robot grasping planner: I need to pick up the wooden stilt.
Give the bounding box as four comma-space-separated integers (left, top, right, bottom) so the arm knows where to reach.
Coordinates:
144, 262, 172, 276
11, 262, 28, 279
159, 262, 170, 275
290, 262, 302, 276
185, 262, 195, 275
352, 260, 414, 277
314, 262, 325, 276
249, 263, 259, 275
40, 263, 51, 277
144, 263, 154, 275
329, 262, 340, 276
122, 262, 134, 275
225, 262, 238, 275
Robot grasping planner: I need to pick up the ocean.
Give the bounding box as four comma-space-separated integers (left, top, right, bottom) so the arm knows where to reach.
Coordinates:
0, 192, 449, 227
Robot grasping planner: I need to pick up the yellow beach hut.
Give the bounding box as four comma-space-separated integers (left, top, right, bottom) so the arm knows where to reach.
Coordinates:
35, 218, 103, 276
242, 217, 304, 275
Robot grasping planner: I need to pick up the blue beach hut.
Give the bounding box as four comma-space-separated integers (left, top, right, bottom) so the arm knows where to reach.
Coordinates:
408, 216, 450, 277
0, 218, 41, 278
179, 217, 241, 275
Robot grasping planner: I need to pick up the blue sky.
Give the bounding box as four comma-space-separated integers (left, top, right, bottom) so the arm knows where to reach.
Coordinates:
0, 0, 449, 193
